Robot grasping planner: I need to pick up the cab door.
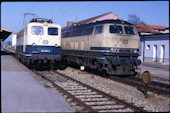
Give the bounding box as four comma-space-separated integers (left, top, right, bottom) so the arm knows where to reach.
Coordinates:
91, 25, 103, 48
82, 26, 94, 50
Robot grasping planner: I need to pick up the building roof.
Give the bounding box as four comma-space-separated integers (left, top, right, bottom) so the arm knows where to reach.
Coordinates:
134, 24, 168, 34
134, 24, 160, 33
62, 12, 168, 35
146, 25, 168, 30
1, 28, 12, 41
62, 12, 121, 30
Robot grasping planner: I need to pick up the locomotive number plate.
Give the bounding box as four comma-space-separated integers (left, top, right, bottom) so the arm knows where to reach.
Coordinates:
43, 40, 48, 44
123, 40, 128, 44
41, 50, 50, 52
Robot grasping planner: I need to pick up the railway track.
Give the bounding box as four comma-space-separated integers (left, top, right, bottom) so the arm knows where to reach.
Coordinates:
78, 66, 169, 95
109, 76, 170, 95
4, 48, 169, 96
32, 69, 147, 112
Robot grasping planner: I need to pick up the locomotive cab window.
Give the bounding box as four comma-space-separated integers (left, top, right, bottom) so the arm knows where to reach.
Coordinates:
124, 26, 136, 35
110, 25, 123, 34
48, 28, 58, 35
32, 26, 43, 35
94, 25, 103, 34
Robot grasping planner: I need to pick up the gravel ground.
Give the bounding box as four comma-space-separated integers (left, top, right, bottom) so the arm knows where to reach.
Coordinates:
56, 67, 170, 112
30, 67, 169, 112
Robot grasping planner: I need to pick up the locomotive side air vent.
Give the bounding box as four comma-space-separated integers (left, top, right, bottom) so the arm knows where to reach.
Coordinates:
29, 18, 53, 23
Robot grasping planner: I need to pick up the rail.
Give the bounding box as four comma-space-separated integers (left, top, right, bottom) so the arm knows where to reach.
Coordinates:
32, 69, 147, 112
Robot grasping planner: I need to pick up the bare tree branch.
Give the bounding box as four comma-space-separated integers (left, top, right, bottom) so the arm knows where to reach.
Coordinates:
128, 14, 146, 24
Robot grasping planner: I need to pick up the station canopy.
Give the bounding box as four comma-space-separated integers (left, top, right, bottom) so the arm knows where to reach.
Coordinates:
1, 28, 12, 41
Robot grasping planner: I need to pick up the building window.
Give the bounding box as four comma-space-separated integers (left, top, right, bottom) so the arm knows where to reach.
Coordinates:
146, 45, 150, 50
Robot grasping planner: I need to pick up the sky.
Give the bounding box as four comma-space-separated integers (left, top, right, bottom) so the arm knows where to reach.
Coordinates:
1, 1, 169, 42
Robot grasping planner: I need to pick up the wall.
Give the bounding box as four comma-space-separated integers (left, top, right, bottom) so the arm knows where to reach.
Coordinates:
139, 34, 169, 64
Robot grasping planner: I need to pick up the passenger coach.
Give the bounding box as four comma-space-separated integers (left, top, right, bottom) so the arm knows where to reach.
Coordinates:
15, 18, 61, 68
61, 19, 141, 76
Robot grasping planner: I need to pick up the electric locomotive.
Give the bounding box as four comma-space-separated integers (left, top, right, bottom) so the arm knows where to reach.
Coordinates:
15, 18, 61, 69
61, 19, 141, 76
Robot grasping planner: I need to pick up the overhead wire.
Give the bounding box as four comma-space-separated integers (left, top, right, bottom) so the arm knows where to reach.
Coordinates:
53, 2, 98, 23
53, 2, 71, 21
28, 2, 37, 12
54, 2, 78, 21
13, 2, 37, 33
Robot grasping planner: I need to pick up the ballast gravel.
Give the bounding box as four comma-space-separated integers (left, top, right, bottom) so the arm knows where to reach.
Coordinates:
56, 67, 170, 112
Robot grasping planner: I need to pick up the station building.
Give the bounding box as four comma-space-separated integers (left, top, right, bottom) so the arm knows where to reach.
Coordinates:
63, 12, 169, 66
137, 25, 169, 65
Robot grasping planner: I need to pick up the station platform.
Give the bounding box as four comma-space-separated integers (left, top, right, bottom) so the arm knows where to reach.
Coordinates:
1, 53, 74, 112
137, 64, 169, 80
142, 62, 169, 70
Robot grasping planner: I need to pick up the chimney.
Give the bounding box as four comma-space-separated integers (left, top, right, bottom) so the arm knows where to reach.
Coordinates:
67, 21, 75, 27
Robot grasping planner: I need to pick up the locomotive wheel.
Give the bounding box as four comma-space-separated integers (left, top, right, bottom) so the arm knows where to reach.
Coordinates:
27, 63, 33, 69
94, 61, 103, 75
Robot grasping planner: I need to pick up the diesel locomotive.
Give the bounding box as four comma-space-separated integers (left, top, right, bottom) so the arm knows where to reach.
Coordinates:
61, 19, 141, 75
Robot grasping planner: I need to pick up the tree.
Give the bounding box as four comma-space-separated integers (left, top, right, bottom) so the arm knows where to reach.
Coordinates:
128, 14, 146, 24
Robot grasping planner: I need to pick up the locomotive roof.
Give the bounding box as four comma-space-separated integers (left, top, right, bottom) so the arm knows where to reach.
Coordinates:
29, 18, 53, 23
63, 19, 133, 32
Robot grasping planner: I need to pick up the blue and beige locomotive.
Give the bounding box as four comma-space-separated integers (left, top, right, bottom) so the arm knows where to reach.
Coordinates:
15, 18, 61, 68
61, 19, 141, 75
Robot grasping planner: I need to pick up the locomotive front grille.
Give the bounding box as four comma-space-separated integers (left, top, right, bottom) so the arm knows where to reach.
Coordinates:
110, 48, 139, 54
119, 49, 131, 53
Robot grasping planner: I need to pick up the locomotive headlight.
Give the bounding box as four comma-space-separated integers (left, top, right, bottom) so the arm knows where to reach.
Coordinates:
133, 49, 138, 53
32, 43, 36, 46
44, 22, 48, 26
110, 48, 119, 53
110, 48, 115, 52
131, 49, 138, 53
115, 49, 120, 52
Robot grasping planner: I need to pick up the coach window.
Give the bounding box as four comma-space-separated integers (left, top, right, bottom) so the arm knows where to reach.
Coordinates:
84, 27, 94, 35
62, 32, 65, 38
146, 45, 150, 50
94, 26, 103, 34
65, 32, 70, 38
72, 29, 82, 37
48, 28, 58, 35
110, 25, 123, 34
32, 26, 43, 35
124, 26, 136, 35
77, 29, 83, 36
82, 28, 87, 36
